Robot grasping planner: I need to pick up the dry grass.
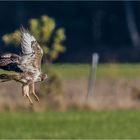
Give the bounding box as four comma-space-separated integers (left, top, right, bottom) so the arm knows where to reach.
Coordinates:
63, 78, 140, 110
1, 63, 140, 111
0, 77, 140, 111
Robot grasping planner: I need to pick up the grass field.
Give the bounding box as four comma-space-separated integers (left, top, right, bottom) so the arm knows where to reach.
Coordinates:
0, 110, 140, 139
52, 63, 140, 79
1, 63, 140, 79
1, 63, 140, 139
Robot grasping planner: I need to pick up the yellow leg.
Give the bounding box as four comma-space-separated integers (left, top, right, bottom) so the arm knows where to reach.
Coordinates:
26, 94, 33, 105
29, 83, 39, 102
22, 84, 33, 104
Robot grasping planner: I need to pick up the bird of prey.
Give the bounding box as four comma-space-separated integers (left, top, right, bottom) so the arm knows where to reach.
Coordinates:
0, 27, 48, 104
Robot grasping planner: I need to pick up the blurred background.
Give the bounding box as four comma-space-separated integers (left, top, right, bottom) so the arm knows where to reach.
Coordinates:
1, 1, 140, 63
1, 1, 140, 139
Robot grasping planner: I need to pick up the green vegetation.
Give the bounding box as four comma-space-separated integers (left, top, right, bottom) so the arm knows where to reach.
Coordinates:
0, 110, 140, 139
0, 64, 139, 138
52, 63, 140, 79
2, 15, 66, 63
0, 63, 140, 79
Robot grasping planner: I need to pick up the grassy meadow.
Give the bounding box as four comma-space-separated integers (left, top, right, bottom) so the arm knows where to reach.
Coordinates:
52, 63, 140, 79
0, 63, 140, 139
1, 63, 140, 79
1, 110, 140, 139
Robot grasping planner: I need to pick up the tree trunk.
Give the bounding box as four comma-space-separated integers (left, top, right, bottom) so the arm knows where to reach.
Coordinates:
124, 1, 140, 48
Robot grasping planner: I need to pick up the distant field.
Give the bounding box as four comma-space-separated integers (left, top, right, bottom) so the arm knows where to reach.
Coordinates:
52, 63, 140, 79
1, 111, 140, 139
0, 63, 140, 79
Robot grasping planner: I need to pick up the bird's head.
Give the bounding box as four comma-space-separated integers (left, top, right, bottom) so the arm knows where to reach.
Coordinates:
40, 73, 48, 81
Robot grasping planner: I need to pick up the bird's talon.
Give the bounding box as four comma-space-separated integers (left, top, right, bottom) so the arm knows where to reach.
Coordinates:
30, 102, 33, 105
34, 96, 40, 102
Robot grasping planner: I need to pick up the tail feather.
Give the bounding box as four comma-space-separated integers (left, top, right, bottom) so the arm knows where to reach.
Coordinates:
0, 73, 23, 83
0, 74, 13, 81
0, 79, 10, 82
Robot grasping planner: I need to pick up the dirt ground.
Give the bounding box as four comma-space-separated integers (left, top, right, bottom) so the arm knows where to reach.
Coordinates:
0, 78, 140, 111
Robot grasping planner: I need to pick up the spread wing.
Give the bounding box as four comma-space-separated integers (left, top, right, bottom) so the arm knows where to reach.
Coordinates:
20, 27, 35, 55
19, 27, 43, 72
31, 40, 43, 71
0, 53, 23, 72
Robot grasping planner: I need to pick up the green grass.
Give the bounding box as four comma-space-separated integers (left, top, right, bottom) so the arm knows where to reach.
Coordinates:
0, 110, 140, 139
1, 63, 140, 79
52, 63, 140, 79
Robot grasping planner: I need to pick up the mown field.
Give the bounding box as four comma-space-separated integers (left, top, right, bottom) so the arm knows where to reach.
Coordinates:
52, 63, 140, 79
1, 110, 140, 139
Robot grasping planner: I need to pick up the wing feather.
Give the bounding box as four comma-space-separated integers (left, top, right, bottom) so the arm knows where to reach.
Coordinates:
20, 27, 35, 55
0, 53, 23, 72
19, 26, 43, 73
31, 41, 43, 70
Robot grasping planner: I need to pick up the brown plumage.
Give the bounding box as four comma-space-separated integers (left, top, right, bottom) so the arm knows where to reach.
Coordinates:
0, 27, 48, 104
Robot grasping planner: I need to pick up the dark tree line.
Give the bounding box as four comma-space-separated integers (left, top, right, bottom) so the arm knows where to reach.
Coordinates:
0, 1, 140, 63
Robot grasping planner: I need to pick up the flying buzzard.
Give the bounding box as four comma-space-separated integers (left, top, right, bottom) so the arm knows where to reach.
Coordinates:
0, 27, 48, 104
